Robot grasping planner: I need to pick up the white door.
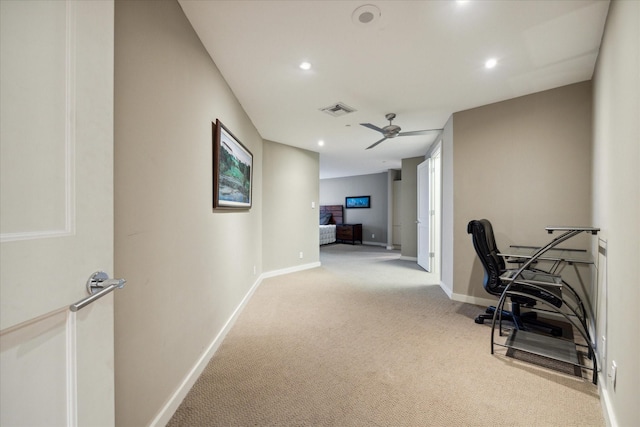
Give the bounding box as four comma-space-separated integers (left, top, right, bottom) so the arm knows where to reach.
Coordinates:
1, 1, 116, 425
417, 160, 431, 271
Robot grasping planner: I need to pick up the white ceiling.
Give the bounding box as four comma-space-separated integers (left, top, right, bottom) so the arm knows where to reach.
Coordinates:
178, 0, 609, 179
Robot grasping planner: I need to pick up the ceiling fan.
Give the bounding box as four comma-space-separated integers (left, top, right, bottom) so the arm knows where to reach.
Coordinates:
360, 113, 442, 150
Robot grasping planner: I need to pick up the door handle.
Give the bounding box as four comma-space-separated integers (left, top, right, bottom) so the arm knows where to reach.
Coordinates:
69, 271, 126, 312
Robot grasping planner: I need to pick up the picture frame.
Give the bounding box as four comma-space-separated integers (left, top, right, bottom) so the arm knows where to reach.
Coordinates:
213, 119, 253, 209
345, 195, 370, 209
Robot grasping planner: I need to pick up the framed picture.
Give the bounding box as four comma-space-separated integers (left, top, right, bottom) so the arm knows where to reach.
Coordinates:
345, 195, 370, 209
213, 119, 253, 209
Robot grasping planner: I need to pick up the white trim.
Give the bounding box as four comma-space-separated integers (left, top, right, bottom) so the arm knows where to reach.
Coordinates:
450, 292, 496, 308
0, 306, 68, 336
64, 0, 77, 238
362, 241, 386, 247
399, 255, 417, 261
0, 0, 76, 243
439, 281, 453, 299
66, 310, 78, 427
1, 229, 74, 242
598, 379, 618, 427
261, 262, 321, 278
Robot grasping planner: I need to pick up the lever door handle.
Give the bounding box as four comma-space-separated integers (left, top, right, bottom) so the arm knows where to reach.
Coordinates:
69, 271, 126, 312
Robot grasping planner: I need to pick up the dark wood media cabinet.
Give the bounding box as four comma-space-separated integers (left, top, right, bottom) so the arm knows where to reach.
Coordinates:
336, 223, 362, 245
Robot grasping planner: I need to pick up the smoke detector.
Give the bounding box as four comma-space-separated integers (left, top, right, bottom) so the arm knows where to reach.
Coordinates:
320, 102, 357, 117
352, 4, 381, 26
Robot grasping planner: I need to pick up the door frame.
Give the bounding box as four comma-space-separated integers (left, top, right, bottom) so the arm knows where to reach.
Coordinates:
428, 143, 442, 279
417, 141, 442, 277
417, 159, 432, 271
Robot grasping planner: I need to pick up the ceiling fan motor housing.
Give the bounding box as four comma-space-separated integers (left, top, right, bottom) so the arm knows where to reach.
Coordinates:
383, 125, 401, 137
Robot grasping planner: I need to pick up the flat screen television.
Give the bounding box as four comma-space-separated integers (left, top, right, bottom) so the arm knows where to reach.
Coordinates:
345, 195, 370, 209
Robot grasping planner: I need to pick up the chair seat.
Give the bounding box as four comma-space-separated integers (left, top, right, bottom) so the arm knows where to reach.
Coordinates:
500, 270, 563, 308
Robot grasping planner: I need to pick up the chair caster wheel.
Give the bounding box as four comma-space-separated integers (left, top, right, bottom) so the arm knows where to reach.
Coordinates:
475, 317, 484, 324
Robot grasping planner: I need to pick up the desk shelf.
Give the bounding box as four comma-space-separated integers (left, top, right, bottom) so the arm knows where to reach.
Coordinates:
504, 329, 579, 365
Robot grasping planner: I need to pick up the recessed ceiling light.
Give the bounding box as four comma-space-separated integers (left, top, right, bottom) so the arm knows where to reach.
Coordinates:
299, 61, 311, 70
318, 140, 325, 147
485, 58, 498, 69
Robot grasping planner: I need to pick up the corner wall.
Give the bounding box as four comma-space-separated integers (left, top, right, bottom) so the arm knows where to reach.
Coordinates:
452, 82, 593, 303
592, 0, 639, 424
263, 140, 319, 271
114, 1, 263, 425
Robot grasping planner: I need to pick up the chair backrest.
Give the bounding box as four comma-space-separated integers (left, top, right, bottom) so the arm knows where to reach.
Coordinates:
467, 219, 505, 296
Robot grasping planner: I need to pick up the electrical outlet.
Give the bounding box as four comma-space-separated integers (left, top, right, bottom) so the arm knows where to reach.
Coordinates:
299, 251, 303, 259
372, 234, 375, 239
253, 265, 257, 275
311, 201, 315, 208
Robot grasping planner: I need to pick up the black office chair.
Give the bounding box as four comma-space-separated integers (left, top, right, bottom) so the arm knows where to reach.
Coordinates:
467, 219, 564, 336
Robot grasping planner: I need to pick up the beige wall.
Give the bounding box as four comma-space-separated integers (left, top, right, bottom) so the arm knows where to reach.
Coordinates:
452, 82, 593, 302
440, 117, 454, 294
592, 0, 639, 424
114, 1, 264, 425
263, 140, 319, 271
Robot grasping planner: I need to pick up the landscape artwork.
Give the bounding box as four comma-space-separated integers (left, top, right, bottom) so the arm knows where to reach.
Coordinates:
213, 119, 252, 209
345, 196, 370, 209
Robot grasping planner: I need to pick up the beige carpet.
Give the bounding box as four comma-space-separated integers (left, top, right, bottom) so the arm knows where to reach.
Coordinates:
168, 244, 603, 426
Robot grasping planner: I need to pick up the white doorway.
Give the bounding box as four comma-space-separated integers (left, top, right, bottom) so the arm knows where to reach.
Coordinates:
417, 160, 431, 271
417, 144, 441, 277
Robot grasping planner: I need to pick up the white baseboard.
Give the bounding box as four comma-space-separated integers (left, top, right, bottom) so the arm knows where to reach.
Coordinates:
450, 292, 496, 308
150, 262, 321, 426
261, 262, 321, 278
361, 241, 386, 247
598, 376, 618, 427
439, 281, 453, 299
399, 255, 417, 261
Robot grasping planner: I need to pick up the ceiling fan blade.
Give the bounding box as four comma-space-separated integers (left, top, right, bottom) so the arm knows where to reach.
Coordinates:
397, 128, 443, 137
366, 137, 388, 150
360, 123, 385, 133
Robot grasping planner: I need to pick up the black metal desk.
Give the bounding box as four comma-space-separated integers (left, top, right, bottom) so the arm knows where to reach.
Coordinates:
492, 226, 600, 384
498, 231, 597, 326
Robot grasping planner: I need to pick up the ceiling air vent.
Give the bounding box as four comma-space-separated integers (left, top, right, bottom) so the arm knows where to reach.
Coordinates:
320, 102, 357, 117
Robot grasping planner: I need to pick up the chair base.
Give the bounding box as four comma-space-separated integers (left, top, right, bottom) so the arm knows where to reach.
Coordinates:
475, 306, 563, 337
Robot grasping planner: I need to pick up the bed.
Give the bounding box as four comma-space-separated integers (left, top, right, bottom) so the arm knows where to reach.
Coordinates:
319, 224, 336, 245
319, 205, 343, 245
